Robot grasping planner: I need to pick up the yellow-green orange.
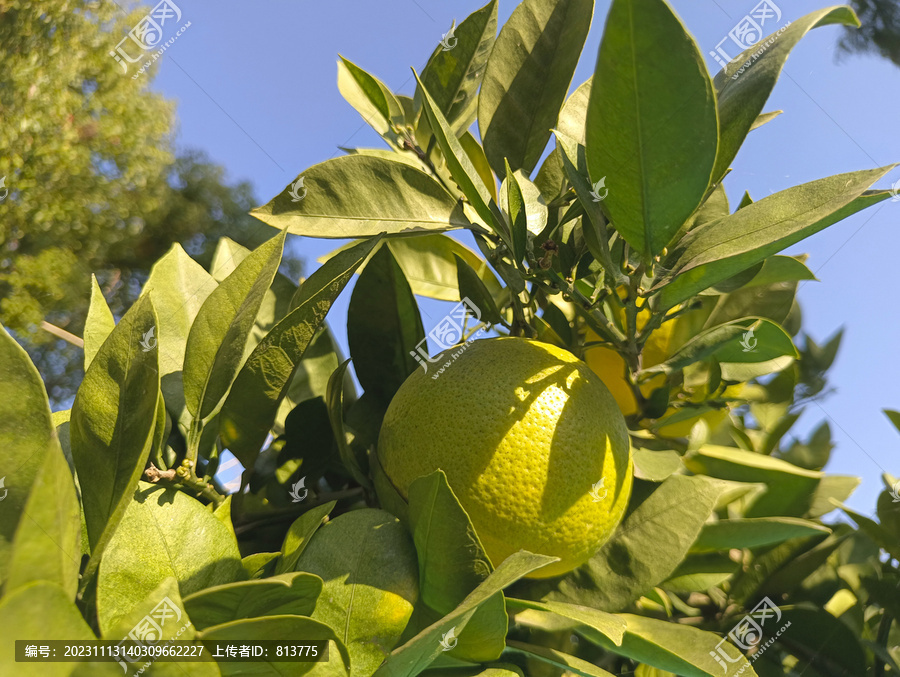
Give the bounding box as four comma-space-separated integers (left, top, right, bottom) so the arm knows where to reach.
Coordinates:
377, 337, 632, 578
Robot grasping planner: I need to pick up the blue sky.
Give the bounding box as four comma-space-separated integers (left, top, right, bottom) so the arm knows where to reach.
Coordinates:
142, 0, 899, 513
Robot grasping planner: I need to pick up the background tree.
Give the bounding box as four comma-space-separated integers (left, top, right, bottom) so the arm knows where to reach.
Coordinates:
0, 0, 295, 403
840, 0, 900, 67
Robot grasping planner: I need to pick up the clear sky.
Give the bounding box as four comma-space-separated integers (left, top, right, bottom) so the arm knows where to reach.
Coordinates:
142, 0, 899, 514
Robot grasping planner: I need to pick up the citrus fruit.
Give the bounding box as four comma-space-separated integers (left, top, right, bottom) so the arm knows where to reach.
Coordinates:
377, 337, 632, 578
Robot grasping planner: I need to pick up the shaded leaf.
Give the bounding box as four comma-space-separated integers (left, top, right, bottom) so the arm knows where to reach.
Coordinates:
219, 236, 380, 466
506, 598, 625, 645
691, 517, 830, 553
347, 246, 425, 404
338, 56, 403, 142
479, 0, 593, 176
548, 476, 721, 612
327, 361, 370, 487
183, 573, 323, 630
419, 0, 499, 134
505, 641, 615, 677
276, 500, 337, 575
455, 255, 503, 325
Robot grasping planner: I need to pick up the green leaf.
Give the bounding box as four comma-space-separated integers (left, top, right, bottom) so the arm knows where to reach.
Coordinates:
460, 132, 498, 201
504, 161, 528, 264
338, 56, 404, 142
638, 324, 746, 377
6, 444, 81, 598
715, 319, 798, 381
654, 168, 895, 308
422, 667, 523, 677
557, 78, 591, 144
455, 255, 503, 325
275, 500, 337, 575
713, 7, 861, 181
585, 614, 757, 677
96, 483, 244, 635
419, 0, 499, 134
479, 0, 593, 177
374, 552, 556, 677
71, 295, 160, 563
0, 582, 105, 677
505, 641, 615, 677
415, 71, 498, 234
0, 324, 60, 579
632, 449, 684, 482
252, 156, 468, 237
408, 471, 506, 662
499, 169, 549, 236
347, 245, 425, 403
691, 517, 830, 553
141, 243, 219, 428
83, 275, 115, 370
586, 0, 718, 257
506, 598, 625, 646
296, 509, 419, 676
773, 606, 866, 676
199, 615, 351, 676
242, 551, 280, 579
388, 234, 503, 303
219, 236, 380, 466
327, 361, 370, 487
683, 445, 825, 519
885, 409, 900, 434
661, 553, 737, 593
183, 573, 323, 630
548, 476, 721, 611
184, 230, 286, 421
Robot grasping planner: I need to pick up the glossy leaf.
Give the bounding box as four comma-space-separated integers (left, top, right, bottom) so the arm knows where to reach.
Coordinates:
506, 598, 625, 646
549, 476, 722, 611
183, 573, 323, 630
347, 246, 425, 403
713, 7, 861, 180
338, 56, 404, 141
83, 275, 115, 370
661, 553, 737, 593
683, 445, 825, 519
6, 444, 81, 598
296, 509, 419, 677
715, 319, 798, 381
479, 0, 593, 176
773, 606, 866, 676
691, 517, 830, 553
460, 132, 498, 201
505, 641, 615, 677
419, 0, 499, 134
374, 552, 556, 677
0, 325, 60, 578
504, 161, 528, 264
252, 155, 468, 237
408, 471, 506, 662
219, 236, 380, 466
276, 500, 337, 575
184, 230, 286, 421
416, 71, 498, 233
584, 614, 757, 677
499, 169, 549, 236
95, 483, 244, 635
654, 168, 895, 308
70, 294, 160, 561
586, 0, 717, 256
